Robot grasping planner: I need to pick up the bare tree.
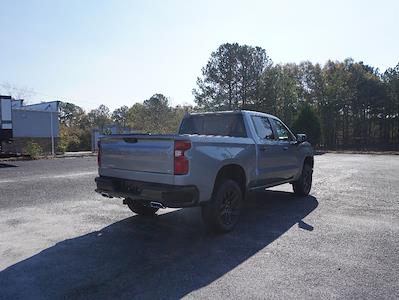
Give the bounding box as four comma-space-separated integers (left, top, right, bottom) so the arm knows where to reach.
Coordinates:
0, 82, 36, 102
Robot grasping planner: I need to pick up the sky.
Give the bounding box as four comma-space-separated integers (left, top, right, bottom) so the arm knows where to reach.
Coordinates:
0, 0, 398, 111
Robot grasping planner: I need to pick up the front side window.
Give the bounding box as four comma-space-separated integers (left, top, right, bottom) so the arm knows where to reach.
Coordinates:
270, 118, 295, 141
252, 116, 274, 140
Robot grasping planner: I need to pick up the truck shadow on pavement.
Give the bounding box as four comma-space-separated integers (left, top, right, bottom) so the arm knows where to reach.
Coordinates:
0, 190, 318, 299
0, 163, 18, 168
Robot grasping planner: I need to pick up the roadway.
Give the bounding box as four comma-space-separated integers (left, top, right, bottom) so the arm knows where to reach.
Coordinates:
0, 154, 398, 299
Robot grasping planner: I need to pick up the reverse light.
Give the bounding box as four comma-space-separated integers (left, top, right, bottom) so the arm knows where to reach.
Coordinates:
174, 140, 191, 175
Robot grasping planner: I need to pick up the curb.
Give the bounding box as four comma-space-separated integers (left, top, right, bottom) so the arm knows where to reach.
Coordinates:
0, 152, 96, 162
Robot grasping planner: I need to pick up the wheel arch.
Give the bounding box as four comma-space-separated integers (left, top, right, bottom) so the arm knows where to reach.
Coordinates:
212, 164, 247, 197
304, 156, 314, 168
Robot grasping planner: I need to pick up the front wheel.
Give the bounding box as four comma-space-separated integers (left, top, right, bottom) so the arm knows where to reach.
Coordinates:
292, 163, 313, 196
126, 199, 159, 216
202, 179, 243, 233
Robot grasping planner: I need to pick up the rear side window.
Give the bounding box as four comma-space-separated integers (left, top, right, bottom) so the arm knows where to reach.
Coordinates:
179, 114, 247, 137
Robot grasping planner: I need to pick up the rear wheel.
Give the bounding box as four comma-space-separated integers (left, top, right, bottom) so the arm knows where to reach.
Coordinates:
292, 163, 313, 196
126, 199, 159, 216
202, 179, 243, 233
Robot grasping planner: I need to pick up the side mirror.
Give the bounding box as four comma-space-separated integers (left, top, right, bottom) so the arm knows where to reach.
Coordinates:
296, 133, 307, 143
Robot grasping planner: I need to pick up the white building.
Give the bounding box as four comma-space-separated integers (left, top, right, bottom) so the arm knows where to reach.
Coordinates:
0, 95, 60, 154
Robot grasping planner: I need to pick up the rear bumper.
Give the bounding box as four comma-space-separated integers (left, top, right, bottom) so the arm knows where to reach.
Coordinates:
95, 176, 199, 208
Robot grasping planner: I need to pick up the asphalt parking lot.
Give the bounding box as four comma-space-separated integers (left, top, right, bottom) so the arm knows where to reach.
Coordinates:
0, 154, 398, 299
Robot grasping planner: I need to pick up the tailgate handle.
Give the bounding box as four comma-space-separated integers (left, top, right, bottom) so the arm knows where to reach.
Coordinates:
123, 138, 138, 143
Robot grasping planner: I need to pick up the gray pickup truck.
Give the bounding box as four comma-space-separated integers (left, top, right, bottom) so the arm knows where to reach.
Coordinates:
95, 110, 314, 233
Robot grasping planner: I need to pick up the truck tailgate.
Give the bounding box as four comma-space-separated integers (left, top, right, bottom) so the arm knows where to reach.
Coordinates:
100, 135, 175, 174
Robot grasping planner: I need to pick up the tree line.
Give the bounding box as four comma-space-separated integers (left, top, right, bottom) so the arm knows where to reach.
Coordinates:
60, 42, 399, 151
194, 43, 399, 149
59, 94, 192, 151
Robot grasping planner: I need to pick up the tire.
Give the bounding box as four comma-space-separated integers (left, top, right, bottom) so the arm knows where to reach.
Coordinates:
292, 163, 313, 196
126, 199, 159, 216
202, 179, 243, 233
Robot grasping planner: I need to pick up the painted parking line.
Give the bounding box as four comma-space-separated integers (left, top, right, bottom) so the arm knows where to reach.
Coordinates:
0, 171, 97, 184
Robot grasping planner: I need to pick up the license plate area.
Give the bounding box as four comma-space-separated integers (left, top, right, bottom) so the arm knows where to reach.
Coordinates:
121, 181, 142, 195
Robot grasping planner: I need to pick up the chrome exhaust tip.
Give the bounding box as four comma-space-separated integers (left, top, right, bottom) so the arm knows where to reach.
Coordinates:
101, 193, 113, 198
150, 201, 165, 209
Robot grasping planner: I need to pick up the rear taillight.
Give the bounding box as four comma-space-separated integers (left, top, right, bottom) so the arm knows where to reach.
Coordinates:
174, 140, 191, 175
97, 141, 101, 167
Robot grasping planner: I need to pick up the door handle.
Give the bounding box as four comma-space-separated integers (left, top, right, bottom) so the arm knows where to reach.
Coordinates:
283, 146, 288, 151
259, 146, 267, 151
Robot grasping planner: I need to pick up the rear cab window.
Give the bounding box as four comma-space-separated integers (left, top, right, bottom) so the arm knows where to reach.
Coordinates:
179, 113, 247, 137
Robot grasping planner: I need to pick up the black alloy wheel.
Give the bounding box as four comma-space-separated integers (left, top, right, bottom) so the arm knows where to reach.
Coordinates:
202, 179, 243, 233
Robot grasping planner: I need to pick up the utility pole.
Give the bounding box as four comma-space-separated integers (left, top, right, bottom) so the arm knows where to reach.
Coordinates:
50, 110, 55, 156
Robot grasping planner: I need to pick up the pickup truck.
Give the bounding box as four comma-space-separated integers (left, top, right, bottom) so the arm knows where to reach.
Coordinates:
95, 110, 314, 233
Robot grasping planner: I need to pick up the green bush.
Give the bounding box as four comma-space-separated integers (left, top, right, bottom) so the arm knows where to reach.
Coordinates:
292, 104, 321, 146
58, 125, 92, 152
25, 141, 43, 159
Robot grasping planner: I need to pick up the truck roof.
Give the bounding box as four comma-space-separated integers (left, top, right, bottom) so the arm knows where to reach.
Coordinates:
188, 110, 277, 119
